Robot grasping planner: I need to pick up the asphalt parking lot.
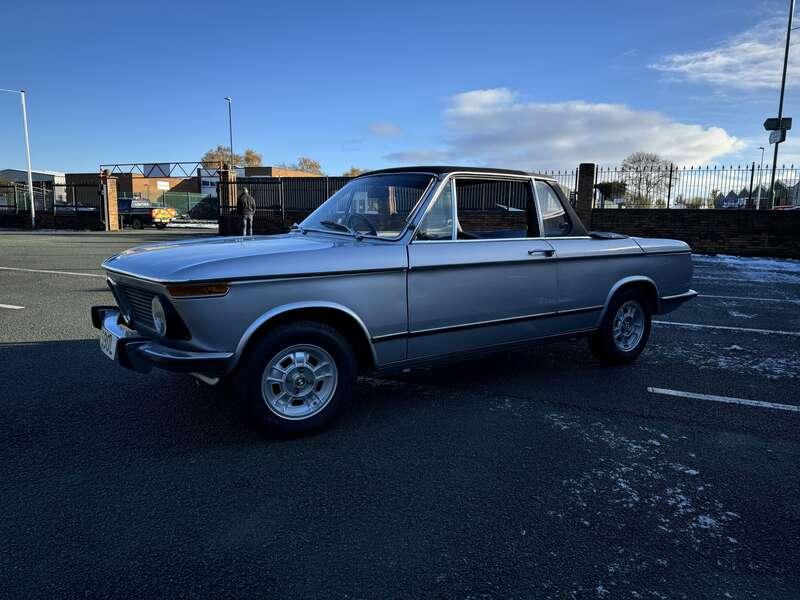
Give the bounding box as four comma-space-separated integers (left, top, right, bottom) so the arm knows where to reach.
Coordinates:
1, 230, 798, 599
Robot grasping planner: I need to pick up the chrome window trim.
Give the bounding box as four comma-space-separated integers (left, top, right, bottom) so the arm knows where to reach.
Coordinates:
409, 172, 579, 244
411, 235, 592, 244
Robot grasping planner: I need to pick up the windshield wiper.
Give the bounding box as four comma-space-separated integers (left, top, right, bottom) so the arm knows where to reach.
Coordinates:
319, 220, 361, 239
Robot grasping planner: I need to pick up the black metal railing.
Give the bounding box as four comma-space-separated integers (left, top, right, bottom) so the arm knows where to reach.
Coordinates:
0, 183, 104, 229
592, 164, 800, 210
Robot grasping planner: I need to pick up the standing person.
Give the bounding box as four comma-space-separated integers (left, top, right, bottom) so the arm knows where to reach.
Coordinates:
237, 186, 256, 236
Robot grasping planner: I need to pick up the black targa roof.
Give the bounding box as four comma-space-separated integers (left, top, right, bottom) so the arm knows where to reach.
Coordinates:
360, 166, 534, 177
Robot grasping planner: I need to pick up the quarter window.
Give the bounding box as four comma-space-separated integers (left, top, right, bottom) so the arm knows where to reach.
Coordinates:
454, 178, 539, 239
535, 181, 571, 237
415, 180, 454, 240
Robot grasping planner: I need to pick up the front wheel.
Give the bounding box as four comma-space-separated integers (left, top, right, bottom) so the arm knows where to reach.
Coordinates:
588, 289, 652, 365
233, 321, 357, 435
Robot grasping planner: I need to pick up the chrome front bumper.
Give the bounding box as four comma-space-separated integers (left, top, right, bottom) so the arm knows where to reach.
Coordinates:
91, 306, 234, 375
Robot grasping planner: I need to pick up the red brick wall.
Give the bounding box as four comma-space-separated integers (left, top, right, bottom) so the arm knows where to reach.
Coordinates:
590, 209, 800, 258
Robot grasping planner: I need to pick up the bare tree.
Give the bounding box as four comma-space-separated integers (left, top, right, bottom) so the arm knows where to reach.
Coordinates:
620, 152, 675, 207
342, 166, 367, 177
294, 157, 323, 175
201, 145, 263, 167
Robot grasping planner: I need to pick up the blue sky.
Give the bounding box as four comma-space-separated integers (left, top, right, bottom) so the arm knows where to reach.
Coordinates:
1, 0, 797, 175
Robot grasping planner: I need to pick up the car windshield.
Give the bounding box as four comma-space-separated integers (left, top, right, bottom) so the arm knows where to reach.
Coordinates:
300, 173, 434, 239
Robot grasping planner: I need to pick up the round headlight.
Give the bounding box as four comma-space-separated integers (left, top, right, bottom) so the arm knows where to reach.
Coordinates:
151, 295, 167, 336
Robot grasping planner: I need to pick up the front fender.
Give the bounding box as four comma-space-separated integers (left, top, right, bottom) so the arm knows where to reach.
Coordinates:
232, 300, 377, 367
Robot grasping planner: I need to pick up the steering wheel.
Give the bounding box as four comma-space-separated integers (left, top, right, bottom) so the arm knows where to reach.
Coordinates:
347, 213, 378, 237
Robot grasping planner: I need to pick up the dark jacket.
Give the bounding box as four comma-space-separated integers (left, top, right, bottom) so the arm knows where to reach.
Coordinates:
237, 191, 256, 217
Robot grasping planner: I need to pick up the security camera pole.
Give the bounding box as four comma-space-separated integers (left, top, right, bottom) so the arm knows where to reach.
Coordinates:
0, 88, 35, 228
768, 0, 796, 208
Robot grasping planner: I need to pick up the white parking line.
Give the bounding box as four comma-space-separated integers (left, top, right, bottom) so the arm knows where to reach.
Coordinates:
0, 266, 104, 278
648, 387, 800, 413
654, 320, 800, 337
0, 303, 24, 310
699, 294, 800, 304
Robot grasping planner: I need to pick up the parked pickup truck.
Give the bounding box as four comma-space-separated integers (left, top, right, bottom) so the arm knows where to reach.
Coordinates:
118, 197, 176, 230
93, 166, 696, 435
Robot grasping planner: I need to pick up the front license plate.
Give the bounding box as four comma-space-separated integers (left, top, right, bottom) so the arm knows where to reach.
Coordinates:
99, 326, 119, 361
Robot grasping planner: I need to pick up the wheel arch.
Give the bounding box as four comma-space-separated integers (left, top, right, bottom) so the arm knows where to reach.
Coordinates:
597, 276, 660, 325
232, 301, 377, 372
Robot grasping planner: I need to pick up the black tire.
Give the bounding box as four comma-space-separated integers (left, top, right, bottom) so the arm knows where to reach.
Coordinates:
155, 222, 167, 229
131, 217, 143, 230
588, 289, 652, 365
233, 321, 357, 436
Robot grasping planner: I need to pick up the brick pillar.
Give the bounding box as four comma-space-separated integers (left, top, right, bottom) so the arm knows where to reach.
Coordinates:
102, 170, 120, 231
576, 162, 596, 229
218, 165, 237, 235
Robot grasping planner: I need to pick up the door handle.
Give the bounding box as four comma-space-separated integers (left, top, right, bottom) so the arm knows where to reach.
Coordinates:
528, 249, 555, 257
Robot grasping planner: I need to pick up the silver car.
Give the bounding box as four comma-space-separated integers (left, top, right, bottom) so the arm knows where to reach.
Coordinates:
92, 167, 696, 434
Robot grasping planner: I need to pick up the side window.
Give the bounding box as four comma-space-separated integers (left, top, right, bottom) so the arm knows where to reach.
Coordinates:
454, 178, 539, 239
415, 180, 454, 240
535, 181, 572, 237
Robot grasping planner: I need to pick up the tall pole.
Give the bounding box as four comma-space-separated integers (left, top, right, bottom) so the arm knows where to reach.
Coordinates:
756, 146, 765, 209
20, 91, 35, 228
769, 0, 795, 208
1, 88, 35, 228
224, 97, 234, 170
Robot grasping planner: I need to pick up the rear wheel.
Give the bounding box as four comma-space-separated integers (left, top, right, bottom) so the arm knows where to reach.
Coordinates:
131, 217, 143, 230
233, 321, 356, 435
588, 289, 651, 365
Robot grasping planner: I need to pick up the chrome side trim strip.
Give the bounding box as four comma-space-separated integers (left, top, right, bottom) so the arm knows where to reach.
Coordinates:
371, 305, 603, 342
105, 265, 407, 285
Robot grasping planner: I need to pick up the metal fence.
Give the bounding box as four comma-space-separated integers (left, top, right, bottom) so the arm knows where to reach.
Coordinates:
592, 164, 800, 210
541, 169, 579, 198
219, 177, 353, 232
0, 183, 104, 229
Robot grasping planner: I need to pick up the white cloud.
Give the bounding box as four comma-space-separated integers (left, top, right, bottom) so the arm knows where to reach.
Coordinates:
650, 17, 800, 90
368, 121, 402, 137
385, 88, 743, 169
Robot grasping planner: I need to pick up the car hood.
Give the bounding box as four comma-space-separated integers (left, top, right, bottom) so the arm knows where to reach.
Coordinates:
102, 233, 407, 283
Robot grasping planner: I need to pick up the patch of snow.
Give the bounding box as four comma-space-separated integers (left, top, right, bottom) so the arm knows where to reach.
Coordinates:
693, 254, 800, 284
670, 463, 699, 476
695, 515, 719, 529
728, 310, 756, 319
647, 340, 800, 380
545, 413, 741, 567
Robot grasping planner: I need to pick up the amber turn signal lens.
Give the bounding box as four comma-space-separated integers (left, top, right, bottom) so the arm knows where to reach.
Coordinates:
167, 282, 230, 297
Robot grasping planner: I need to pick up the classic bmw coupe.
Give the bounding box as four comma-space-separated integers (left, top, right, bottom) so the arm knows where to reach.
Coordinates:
93, 166, 696, 434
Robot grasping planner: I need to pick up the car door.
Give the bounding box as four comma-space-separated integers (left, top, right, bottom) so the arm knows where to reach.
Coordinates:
407, 175, 559, 360
533, 179, 644, 331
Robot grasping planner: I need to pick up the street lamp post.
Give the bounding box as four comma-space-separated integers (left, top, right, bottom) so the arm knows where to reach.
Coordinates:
1, 88, 35, 228
224, 97, 234, 170
769, 0, 796, 208
756, 146, 766, 209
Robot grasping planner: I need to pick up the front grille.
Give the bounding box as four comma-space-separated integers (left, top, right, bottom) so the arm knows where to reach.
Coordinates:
118, 284, 156, 330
